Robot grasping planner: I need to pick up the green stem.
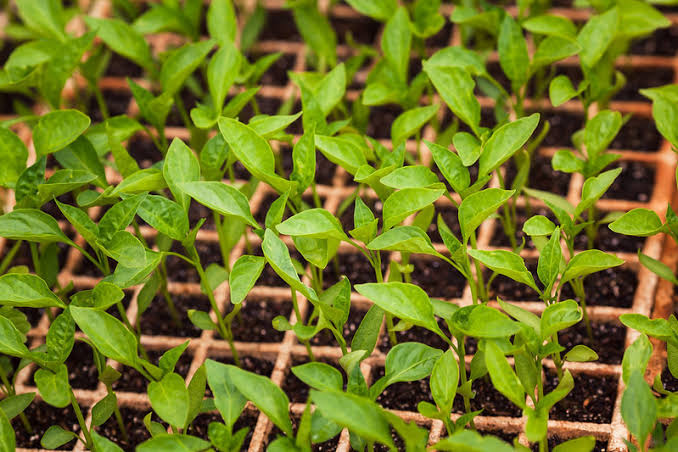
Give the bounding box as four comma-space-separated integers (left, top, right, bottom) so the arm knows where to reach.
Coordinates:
0, 239, 22, 274
575, 278, 593, 341
70, 390, 93, 448
457, 337, 475, 430
469, 233, 487, 301
92, 83, 109, 120
160, 261, 181, 327
29, 242, 40, 275
188, 245, 229, 340
586, 206, 597, 250
223, 303, 241, 367
107, 384, 128, 442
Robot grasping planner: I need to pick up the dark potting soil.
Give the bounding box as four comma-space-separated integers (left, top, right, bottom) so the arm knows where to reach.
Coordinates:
630, 25, 678, 56
504, 154, 572, 196
379, 319, 451, 352
615, 67, 675, 102
373, 366, 434, 412
579, 224, 648, 252
426, 22, 454, 48
661, 366, 678, 392
601, 160, 655, 202
559, 321, 627, 364
13, 402, 83, 450
310, 305, 371, 347
560, 267, 638, 308
373, 429, 407, 452
112, 349, 193, 393
73, 244, 113, 277
41, 192, 76, 221
237, 96, 284, 123
486, 62, 512, 93
367, 105, 404, 139
166, 88, 203, 127
104, 53, 143, 77
188, 201, 216, 229
488, 262, 541, 301
252, 245, 305, 287
453, 375, 524, 417
427, 205, 461, 243
338, 196, 382, 230
31, 341, 99, 390
19, 307, 44, 328
446, 108, 497, 134
233, 160, 252, 180
127, 135, 163, 169
410, 258, 467, 299
331, 15, 381, 44
165, 241, 224, 283
489, 207, 556, 249
540, 110, 585, 147
313, 435, 342, 451
250, 52, 296, 86
96, 407, 154, 451
191, 410, 259, 449
611, 115, 662, 151
283, 356, 344, 403
260, 9, 301, 41
217, 354, 275, 378
323, 251, 388, 288
138, 293, 212, 337
531, 436, 609, 452
226, 298, 292, 343
544, 371, 617, 423
88, 90, 132, 122
316, 152, 340, 186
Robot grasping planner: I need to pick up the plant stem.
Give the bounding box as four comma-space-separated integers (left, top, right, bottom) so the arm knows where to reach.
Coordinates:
0, 239, 22, 274
573, 278, 593, 340
92, 83, 109, 120
0, 366, 31, 432
159, 261, 181, 327
457, 337, 475, 430
469, 233, 487, 301
29, 242, 40, 276
107, 384, 129, 442
70, 390, 93, 448
290, 288, 314, 361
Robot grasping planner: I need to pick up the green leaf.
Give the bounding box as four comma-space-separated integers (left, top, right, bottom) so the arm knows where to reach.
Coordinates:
382, 187, 444, 230
479, 114, 539, 176
0, 209, 70, 243
35, 365, 70, 408
204, 359, 247, 428
618, 0, 670, 39
32, 110, 90, 157
85, 17, 153, 70
380, 165, 440, 189
498, 299, 541, 336
377, 342, 442, 391
70, 306, 138, 367
367, 226, 439, 257
0, 273, 65, 308
423, 63, 480, 135
229, 255, 265, 304
637, 252, 678, 285
92, 392, 117, 426
531, 36, 581, 72
218, 117, 292, 193
262, 229, 317, 302
498, 15, 529, 87
38, 169, 96, 203
311, 390, 394, 449
315, 135, 368, 175
523, 216, 556, 236
620, 314, 672, 339
560, 250, 624, 285
565, 345, 599, 362
552, 436, 596, 452
138, 195, 189, 241
355, 282, 440, 333
552, 149, 585, 174
452, 305, 520, 338
0, 128, 28, 188
430, 349, 458, 413
206, 0, 236, 44
458, 188, 514, 243
98, 193, 146, 244
435, 429, 514, 452
609, 208, 664, 237
137, 434, 211, 452
46, 310, 74, 362
54, 136, 107, 188
0, 315, 30, 358
622, 334, 652, 384
577, 7, 618, 68
641, 86, 678, 149
40, 425, 78, 449
290, 129, 316, 195
291, 363, 343, 392
0, 409, 14, 452
485, 340, 526, 409
523, 14, 577, 38
391, 105, 438, 147
427, 140, 470, 193
277, 209, 347, 241
15, 0, 65, 40
160, 40, 214, 96
345, 0, 396, 21
382, 7, 411, 83
148, 372, 190, 428
91, 432, 125, 452
111, 168, 166, 195
164, 138, 201, 213
549, 75, 588, 107
180, 181, 258, 228
537, 228, 562, 290
622, 371, 657, 446
540, 300, 582, 339
0, 393, 35, 420
226, 365, 293, 437
468, 249, 539, 292
292, 3, 337, 67
208, 42, 241, 111
351, 305, 384, 357
584, 110, 622, 159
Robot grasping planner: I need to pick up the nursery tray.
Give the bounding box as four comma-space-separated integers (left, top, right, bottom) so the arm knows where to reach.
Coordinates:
1, 0, 677, 450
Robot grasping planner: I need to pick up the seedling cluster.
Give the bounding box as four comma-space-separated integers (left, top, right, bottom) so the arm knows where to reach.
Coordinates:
0, 0, 676, 451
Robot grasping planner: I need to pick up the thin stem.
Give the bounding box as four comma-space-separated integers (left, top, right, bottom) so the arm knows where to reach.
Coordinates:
469, 233, 487, 301
29, 242, 40, 275
188, 245, 229, 339
70, 390, 93, 448
214, 213, 231, 271
92, 83, 109, 120
575, 278, 593, 340
107, 384, 129, 442
457, 337, 476, 430
160, 262, 181, 327
0, 239, 22, 274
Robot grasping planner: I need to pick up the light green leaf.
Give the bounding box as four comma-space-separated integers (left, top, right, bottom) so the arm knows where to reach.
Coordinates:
229, 255, 265, 304
0, 273, 65, 308
485, 340, 526, 409
458, 188, 514, 243
148, 373, 190, 428
277, 209, 347, 241
33, 110, 91, 157
382, 187, 444, 230
478, 114, 539, 176
609, 208, 664, 237
468, 249, 539, 292
560, 250, 624, 285
180, 181, 258, 228
163, 138, 201, 213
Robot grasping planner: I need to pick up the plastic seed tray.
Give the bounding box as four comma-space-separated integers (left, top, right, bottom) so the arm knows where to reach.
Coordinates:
0, 0, 677, 450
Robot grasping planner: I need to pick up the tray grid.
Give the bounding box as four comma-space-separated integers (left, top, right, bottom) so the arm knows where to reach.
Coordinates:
0, 0, 677, 450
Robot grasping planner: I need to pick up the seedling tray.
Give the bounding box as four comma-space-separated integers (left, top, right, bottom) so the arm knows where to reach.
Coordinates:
1, 0, 677, 450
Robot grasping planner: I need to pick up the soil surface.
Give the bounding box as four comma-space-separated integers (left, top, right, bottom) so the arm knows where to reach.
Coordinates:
323, 251, 387, 288
13, 402, 83, 450
283, 356, 344, 403
113, 349, 193, 393
504, 154, 572, 196
611, 116, 662, 151
544, 371, 617, 423
489, 207, 556, 249
331, 15, 381, 44
226, 298, 292, 343
427, 205, 461, 243
373, 366, 434, 412
488, 262, 541, 301
191, 410, 259, 450
260, 9, 301, 41
96, 407, 154, 451
89, 90, 131, 122
378, 319, 450, 352
559, 321, 627, 364
311, 305, 371, 347
138, 293, 211, 337
616, 67, 675, 102
104, 53, 143, 77
165, 241, 224, 283
217, 354, 276, 378
630, 25, 678, 56
250, 52, 296, 86
540, 110, 584, 147
453, 375, 524, 417
661, 367, 678, 392
127, 135, 163, 169
367, 105, 404, 139
601, 160, 655, 202
410, 258, 467, 299
560, 267, 638, 308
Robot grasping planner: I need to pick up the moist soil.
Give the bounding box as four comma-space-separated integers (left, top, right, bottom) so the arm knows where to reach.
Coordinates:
165, 241, 223, 283
544, 371, 617, 423
559, 321, 627, 364
283, 356, 344, 403
260, 9, 301, 41
615, 66, 675, 102
504, 154, 572, 196
410, 257, 467, 299
192, 410, 259, 450
104, 53, 143, 77
89, 90, 132, 122
601, 160, 655, 202
539, 110, 584, 147
323, 251, 388, 288
452, 375, 524, 417
311, 305, 371, 347
630, 25, 678, 56
488, 262, 541, 301
373, 366, 434, 412
30, 341, 99, 390
378, 319, 450, 352
238, 96, 283, 123
226, 298, 293, 343
127, 135, 163, 169
611, 116, 663, 151
96, 407, 154, 451
661, 367, 678, 392
373, 429, 407, 452
427, 205, 461, 243
367, 105, 404, 139
138, 293, 211, 337
252, 245, 304, 287
112, 349, 193, 393
338, 196, 383, 230
4, 239, 70, 277
250, 52, 296, 86
216, 355, 276, 378
188, 201, 216, 229
13, 402, 83, 450
578, 225, 647, 253
561, 267, 638, 308
331, 15, 381, 45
